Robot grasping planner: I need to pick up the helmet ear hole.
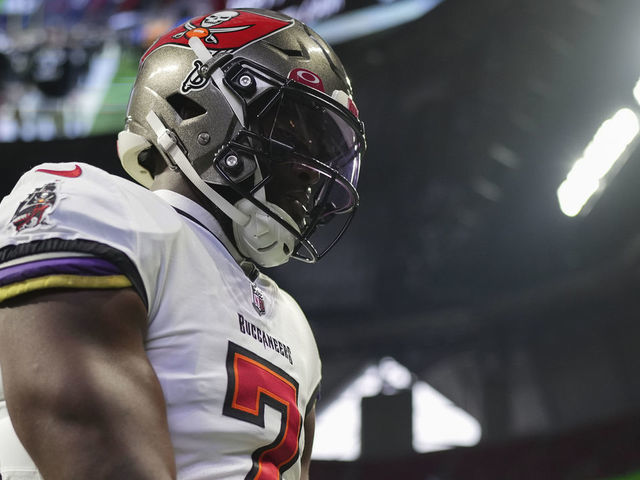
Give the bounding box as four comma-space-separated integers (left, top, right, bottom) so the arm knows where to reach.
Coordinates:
167, 93, 206, 120
138, 148, 164, 178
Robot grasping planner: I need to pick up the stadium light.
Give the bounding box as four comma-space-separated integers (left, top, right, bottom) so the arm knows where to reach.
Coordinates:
557, 108, 639, 217
633, 76, 640, 106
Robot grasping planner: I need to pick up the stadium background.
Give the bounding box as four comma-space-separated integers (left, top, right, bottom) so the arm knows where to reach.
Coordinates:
3, 0, 640, 478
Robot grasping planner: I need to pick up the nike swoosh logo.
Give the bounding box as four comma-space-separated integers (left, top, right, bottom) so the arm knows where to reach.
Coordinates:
36, 164, 83, 178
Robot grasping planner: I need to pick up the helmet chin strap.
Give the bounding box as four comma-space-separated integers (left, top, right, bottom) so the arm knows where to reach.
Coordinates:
145, 109, 299, 267
233, 167, 300, 268
188, 36, 245, 126
146, 110, 249, 226
189, 35, 302, 267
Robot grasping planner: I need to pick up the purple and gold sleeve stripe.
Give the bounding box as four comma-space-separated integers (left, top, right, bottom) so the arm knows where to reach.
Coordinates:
0, 256, 132, 303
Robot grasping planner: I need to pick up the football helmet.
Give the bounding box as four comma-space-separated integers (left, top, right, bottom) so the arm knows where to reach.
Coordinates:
118, 8, 365, 267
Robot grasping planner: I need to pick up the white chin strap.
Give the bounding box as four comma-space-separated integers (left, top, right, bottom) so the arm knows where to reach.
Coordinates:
233, 166, 300, 268
188, 37, 246, 127
145, 109, 299, 268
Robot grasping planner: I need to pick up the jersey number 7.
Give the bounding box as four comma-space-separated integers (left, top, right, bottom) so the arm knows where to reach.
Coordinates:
224, 342, 302, 480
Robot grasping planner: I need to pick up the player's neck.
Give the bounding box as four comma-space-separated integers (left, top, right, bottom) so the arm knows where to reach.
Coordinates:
150, 168, 233, 236
151, 168, 199, 202
150, 168, 257, 277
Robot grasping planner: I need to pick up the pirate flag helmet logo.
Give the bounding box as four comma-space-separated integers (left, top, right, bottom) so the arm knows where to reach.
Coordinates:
140, 10, 294, 64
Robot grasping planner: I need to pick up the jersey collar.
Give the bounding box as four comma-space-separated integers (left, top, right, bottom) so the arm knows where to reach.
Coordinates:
153, 189, 245, 264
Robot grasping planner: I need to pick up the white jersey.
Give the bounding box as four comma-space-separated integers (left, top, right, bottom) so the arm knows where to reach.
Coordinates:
0, 163, 322, 480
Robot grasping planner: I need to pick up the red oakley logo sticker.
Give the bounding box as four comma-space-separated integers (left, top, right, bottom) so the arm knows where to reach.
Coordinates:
141, 10, 294, 64
288, 68, 325, 93
36, 164, 83, 178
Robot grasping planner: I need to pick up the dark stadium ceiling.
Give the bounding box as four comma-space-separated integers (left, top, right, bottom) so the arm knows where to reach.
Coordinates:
279, 0, 640, 321
273, 0, 640, 426
3, 0, 640, 444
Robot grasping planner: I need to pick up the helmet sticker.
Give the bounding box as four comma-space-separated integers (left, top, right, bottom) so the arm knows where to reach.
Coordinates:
141, 10, 294, 64
288, 68, 325, 93
9, 182, 62, 234
331, 89, 360, 118
347, 98, 360, 118
181, 60, 210, 93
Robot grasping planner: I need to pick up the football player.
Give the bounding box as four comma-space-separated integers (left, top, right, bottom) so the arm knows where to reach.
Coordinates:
0, 9, 365, 480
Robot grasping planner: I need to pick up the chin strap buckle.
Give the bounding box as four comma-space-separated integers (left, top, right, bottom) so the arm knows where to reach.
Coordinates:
145, 110, 251, 227
157, 128, 176, 152
146, 109, 173, 148
146, 111, 180, 170
187, 36, 245, 127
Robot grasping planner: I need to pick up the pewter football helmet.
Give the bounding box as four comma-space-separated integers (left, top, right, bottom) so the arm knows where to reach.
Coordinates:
118, 8, 365, 267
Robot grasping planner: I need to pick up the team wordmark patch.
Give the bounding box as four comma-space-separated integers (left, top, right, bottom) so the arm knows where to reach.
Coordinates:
10, 182, 62, 233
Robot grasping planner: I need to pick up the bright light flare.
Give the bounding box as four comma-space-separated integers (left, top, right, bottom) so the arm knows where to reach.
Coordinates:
557, 108, 639, 217
312, 358, 481, 460
412, 382, 481, 452
634, 77, 640, 106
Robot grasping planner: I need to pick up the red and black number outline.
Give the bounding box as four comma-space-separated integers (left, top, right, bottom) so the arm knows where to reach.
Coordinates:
224, 341, 302, 480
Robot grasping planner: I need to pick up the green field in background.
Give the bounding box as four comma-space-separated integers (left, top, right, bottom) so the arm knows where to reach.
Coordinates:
604, 471, 640, 480
90, 48, 140, 136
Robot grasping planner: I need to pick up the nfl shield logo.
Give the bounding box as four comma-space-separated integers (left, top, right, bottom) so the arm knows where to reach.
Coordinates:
252, 284, 266, 316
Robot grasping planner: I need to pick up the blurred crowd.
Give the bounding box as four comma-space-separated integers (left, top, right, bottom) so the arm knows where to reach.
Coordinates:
0, 0, 222, 141
0, 0, 347, 141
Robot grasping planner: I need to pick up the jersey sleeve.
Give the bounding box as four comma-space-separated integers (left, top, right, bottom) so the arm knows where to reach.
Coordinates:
0, 162, 169, 311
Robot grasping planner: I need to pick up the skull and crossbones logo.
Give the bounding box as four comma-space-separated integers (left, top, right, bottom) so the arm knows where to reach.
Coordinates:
172, 11, 250, 44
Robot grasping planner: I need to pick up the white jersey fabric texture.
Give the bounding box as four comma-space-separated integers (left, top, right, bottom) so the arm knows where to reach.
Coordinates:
0, 162, 322, 480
